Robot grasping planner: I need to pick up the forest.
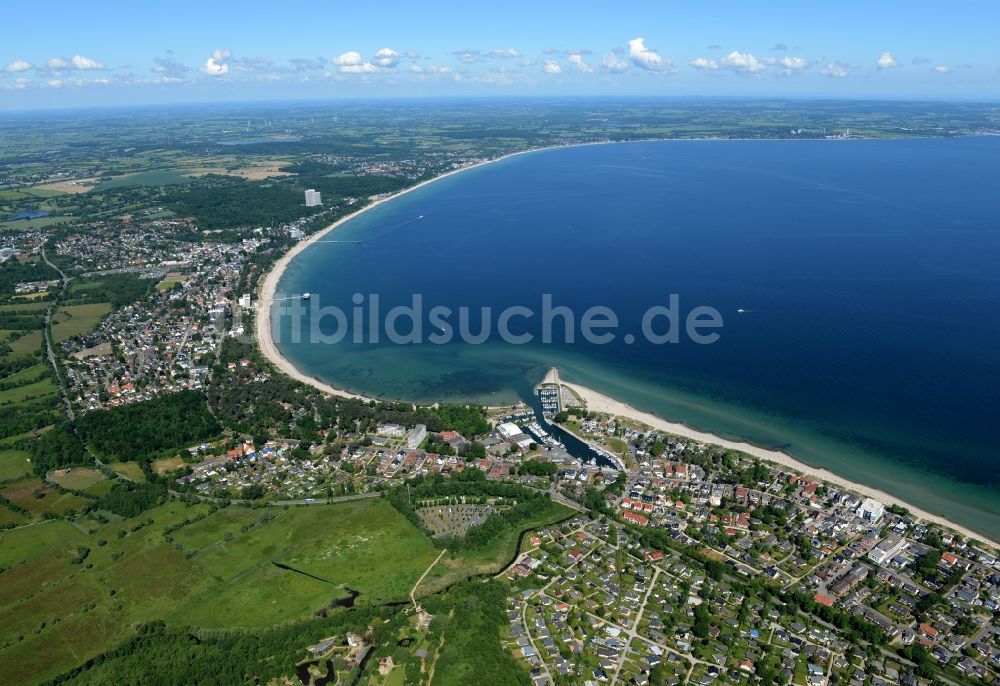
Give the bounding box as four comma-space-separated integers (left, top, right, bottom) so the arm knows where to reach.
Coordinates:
75, 390, 220, 463
0, 259, 59, 296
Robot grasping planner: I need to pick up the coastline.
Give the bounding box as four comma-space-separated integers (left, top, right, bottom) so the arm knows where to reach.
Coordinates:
254, 142, 999, 551
255, 146, 551, 402
549, 368, 999, 549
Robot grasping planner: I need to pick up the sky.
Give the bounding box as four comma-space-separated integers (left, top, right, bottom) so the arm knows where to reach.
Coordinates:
2, 0, 999, 110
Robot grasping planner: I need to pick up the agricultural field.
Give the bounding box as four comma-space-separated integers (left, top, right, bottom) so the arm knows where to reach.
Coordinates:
50, 303, 112, 343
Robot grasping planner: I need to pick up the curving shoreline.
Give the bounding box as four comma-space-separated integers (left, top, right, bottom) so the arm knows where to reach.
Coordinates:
255, 146, 551, 402
255, 143, 999, 550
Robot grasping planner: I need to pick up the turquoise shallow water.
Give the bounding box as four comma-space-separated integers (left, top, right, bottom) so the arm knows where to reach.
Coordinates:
273, 138, 1000, 540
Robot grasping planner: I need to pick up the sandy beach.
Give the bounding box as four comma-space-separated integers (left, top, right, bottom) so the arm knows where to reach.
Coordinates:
547, 367, 999, 548
255, 148, 555, 402
254, 147, 998, 551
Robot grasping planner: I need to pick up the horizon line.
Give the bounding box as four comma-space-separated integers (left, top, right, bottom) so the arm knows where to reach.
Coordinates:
4, 92, 1000, 116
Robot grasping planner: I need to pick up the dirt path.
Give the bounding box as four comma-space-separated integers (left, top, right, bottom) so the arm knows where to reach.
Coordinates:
410, 548, 447, 610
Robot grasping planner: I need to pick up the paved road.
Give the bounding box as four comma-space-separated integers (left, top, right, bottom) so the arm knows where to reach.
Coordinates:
41, 246, 75, 422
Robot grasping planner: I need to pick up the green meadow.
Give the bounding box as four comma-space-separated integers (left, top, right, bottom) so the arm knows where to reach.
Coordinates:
0, 449, 34, 481
0, 493, 572, 685
50, 303, 112, 343
0, 498, 434, 684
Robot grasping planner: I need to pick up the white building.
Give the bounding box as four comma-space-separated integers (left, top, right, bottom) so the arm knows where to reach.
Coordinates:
406, 424, 427, 450
497, 422, 532, 450
376, 423, 406, 438
868, 533, 908, 565
304, 189, 322, 207
238, 293, 252, 309
857, 498, 885, 524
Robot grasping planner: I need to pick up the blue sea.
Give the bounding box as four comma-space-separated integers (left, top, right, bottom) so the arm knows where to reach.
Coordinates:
273, 138, 1000, 540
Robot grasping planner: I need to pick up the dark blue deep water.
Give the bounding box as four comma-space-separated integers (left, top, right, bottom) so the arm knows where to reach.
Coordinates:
274, 138, 1000, 539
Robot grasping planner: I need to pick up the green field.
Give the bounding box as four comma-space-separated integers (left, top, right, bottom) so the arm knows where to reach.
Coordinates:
0, 498, 439, 685
110, 461, 145, 481
0, 215, 74, 231
3, 330, 43, 357
0, 375, 57, 405
0, 302, 49, 313
0, 480, 575, 686
0, 477, 92, 518
418, 499, 576, 597
0, 449, 33, 481
95, 169, 194, 190
51, 303, 111, 342
48, 467, 108, 492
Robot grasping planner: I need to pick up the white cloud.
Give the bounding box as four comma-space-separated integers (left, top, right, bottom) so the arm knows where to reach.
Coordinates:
543, 60, 562, 74
779, 56, 807, 71
820, 61, 850, 78
152, 57, 189, 78
720, 50, 766, 73
46, 79, 63, 88
233, 57, 274, 73
488, 48, 519, 59
933, 65, 953, 73
627, 37, 675, 72
14, 78, 29, 89
47, 57, 70, 70
876, 52, 898, 69
372, 48, 399, 69
567, 53, 594, 73
602, 52, 629, 73
72, 54, 105, 70
332, 51, 376, 73
689, 57, 719, 71
4, 59, 32, 73
452, 49, 482, 64
410, 64, 452, 74
202, 48, 232, 76
772, 43, 788, 51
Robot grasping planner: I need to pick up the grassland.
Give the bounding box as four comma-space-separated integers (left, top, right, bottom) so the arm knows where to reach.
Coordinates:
110, 462, 145, 481
0, 449, 33, 481
95, 169, 194, 190
151, 456, 185, 474
50, 303, 112, 343
0, 489, 574, 685
48, 467, 108, 492
0, 477, 92, 518
417, 499, 575, 596
0, 375, 57, 405
0, 215, 74, 231
3, 330, 43, 357
0, 498, 436, 684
